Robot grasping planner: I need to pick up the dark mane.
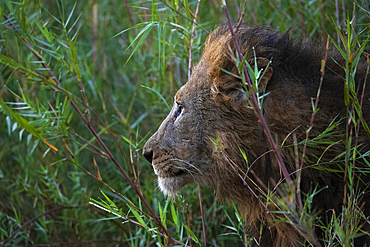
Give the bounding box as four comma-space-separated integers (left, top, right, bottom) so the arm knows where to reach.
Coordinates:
204, 23, 369, 116
202, 24, 370, 245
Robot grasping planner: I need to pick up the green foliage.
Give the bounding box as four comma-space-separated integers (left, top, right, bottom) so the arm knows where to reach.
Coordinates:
0, 0, 369, 246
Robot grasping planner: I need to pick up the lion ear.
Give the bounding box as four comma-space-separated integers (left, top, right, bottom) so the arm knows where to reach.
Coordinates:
247, 57, 273, 94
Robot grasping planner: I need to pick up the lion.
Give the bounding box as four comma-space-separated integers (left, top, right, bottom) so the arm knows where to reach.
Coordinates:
143, 24, 370, 246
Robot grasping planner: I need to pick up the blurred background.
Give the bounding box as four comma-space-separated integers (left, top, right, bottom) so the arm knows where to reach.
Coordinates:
0, 0, 369, 246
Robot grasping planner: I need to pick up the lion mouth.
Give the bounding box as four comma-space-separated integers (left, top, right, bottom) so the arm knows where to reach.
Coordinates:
155, 169, 186, 178
153, 161, 190, 178
173, 169, 186, 176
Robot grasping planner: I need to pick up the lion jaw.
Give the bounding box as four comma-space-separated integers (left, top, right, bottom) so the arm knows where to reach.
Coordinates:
157, 176, 187, 197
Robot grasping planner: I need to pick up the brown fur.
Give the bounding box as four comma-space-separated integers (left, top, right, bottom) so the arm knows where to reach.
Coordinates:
143, 24, 370, 246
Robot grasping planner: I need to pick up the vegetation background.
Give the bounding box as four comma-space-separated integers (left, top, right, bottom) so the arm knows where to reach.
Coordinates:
0, 0, 369, 246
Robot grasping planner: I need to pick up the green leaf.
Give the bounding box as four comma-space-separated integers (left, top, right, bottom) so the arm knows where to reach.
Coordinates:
6, 116, 11, 136
12, 122, 17, 132
1, 100, 44, 141
27, 133, 32, 145
130, 112, 148, 129
184, 0, 191, 19
62, 97, 71, 122
20, 5, 26, 31
67, 111, 73, 124
0, 54, 42, 80
170, 201, 179, 232
65, 1, 78, 28
129, 205, 148, 230
111, 22, 151, 39
125, 23, 155, 65
100, 189, 117, 208
121, 135, 137, 148
19, 128, 25, 141
29, 139, 39, 155
36, 22, 54, 43
152, 0, 160, 22
238, 147, 248, 165
69, 40, 81, 78
183, 223, 199, 243
141, 85, 171, 110
160, 197, 171, 227
169, 22, 189, 34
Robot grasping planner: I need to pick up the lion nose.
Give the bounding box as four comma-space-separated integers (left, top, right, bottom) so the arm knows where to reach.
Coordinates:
143, 148, 153, 163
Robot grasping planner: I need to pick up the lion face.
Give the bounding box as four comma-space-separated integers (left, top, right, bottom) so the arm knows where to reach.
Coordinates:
142, 27, 270, 197
143, 60, 220, 196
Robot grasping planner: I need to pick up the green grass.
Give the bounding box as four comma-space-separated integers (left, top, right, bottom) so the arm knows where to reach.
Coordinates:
0, 0, 369, 246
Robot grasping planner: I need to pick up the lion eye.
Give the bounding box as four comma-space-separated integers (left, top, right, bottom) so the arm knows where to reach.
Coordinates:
174, 104, 183, 118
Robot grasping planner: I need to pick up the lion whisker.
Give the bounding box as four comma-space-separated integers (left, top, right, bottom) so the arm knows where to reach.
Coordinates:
170, 158, 203, 175
172, 163, 197, 177
172, 165, 197, 181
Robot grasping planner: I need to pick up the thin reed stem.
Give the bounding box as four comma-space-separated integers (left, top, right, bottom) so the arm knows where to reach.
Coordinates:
198, 185, 207, 247
188, 0, 201, 80
297, 36, 329, 210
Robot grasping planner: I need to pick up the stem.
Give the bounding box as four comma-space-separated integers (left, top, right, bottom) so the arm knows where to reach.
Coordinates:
335, 0, 340, 44
198, 185, 207, 247
188, 0, 201, 80
319, 0, 326, 42
92, 4, 98, 62
299, 1, 306, 40
185, 203, 192, 247
341, 0, 346, 26
298, 36, 329, 210
123, 0, 135, 29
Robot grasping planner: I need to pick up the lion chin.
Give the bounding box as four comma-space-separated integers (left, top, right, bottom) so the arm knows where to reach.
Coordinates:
157, 176, 189, 197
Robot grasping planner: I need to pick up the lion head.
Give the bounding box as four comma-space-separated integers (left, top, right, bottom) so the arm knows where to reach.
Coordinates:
143, 24, 370, 246
143, 25, 278, 200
